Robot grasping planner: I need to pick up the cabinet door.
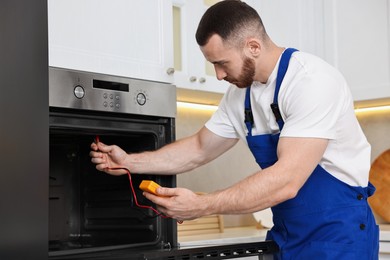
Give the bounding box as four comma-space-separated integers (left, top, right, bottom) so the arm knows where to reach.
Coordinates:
323, 0, 390, 101
48, 0, 174, 83
173, 0, 326, 94
252, 0, 326, 59
173, 0, 231, 94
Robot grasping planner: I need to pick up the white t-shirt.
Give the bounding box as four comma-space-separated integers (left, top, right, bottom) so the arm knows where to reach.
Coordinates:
205, 51, 371, 187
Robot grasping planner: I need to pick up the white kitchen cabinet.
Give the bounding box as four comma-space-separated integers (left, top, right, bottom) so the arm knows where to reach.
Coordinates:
173, 0, 324, 94
323, 0, 390, 101
173, 0, 390, 101
254, 0, 390, 102
380, 225, 390, 259
252, 0, 326, 60
172, 0, 230, 94
48, 0, 174, 83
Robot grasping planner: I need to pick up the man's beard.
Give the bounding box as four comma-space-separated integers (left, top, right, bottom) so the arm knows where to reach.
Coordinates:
225, 57, 255, 89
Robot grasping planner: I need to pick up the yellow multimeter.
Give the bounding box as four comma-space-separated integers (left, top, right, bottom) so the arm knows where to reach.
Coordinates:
139, 180, 161, 196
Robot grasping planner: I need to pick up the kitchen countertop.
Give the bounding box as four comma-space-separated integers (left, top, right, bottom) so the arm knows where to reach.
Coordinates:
179, 224, 390, 253
179, 226, 268, 248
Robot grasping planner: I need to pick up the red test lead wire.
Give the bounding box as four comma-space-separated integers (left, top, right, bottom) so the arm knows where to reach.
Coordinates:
94, 135, 182, 223
114, 166, 167, 218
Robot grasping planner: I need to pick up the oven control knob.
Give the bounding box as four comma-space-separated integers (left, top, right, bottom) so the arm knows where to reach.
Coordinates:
74, 85, 85, 99
136, 93, 146, 106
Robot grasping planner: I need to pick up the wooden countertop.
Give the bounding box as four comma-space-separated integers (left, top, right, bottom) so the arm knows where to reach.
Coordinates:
178, 226, 268, 247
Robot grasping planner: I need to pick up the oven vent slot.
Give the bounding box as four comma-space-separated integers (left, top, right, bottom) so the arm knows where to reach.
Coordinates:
143, 241, 278, 259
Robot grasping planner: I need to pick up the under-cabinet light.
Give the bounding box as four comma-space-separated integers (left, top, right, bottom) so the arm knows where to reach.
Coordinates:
354, 105, 390, 113
177, 101, 218, 111
177, 102, 390, 114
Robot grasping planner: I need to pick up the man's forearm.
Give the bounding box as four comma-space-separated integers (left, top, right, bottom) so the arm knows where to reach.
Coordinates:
202, 166, 293, 215
201, 137, 327, 216
124, 127, 238, 175
125, 137, 204, 175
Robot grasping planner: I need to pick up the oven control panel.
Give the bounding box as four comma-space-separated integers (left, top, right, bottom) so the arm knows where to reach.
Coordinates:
49, 67, 176, 118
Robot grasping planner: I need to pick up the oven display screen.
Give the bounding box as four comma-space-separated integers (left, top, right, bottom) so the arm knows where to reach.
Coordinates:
93, 79, 129, 92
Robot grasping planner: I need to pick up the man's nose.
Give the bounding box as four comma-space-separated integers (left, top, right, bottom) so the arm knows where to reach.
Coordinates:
215, 67, 227, 81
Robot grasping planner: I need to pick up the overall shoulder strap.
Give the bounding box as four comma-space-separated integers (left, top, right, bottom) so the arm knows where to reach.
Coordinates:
271, 48, 298, 130
244, 87, 253, 135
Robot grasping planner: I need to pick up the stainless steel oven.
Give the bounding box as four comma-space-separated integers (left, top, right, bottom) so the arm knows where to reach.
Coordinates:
48, 67, 277, 259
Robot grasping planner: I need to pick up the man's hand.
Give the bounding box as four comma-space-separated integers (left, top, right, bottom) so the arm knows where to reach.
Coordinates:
90, 141, 129, 175
143, 187, 208, 221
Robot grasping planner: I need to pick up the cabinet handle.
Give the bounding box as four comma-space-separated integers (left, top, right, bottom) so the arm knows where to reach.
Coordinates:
189, 76, 197, 82
199, 77, 206, 83
166, 68, 175, 75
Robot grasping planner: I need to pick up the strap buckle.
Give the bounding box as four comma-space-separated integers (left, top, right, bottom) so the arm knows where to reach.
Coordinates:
244, 109, 254, 124
270, 103, 282, 122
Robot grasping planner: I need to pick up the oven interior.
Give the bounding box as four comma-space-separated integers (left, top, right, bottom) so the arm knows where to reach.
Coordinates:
49, 110, 176, 255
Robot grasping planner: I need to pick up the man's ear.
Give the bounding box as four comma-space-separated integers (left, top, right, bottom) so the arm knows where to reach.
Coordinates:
245, 38, 261, 57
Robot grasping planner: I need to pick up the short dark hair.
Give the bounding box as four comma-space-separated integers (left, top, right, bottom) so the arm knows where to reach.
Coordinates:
195, 0, 267, 47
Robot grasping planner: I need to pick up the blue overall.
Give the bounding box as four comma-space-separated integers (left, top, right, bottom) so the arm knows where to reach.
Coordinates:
244, 48, 379, 259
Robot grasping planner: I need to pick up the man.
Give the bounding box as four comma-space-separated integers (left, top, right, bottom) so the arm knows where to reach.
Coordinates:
90, 0, 379, 258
